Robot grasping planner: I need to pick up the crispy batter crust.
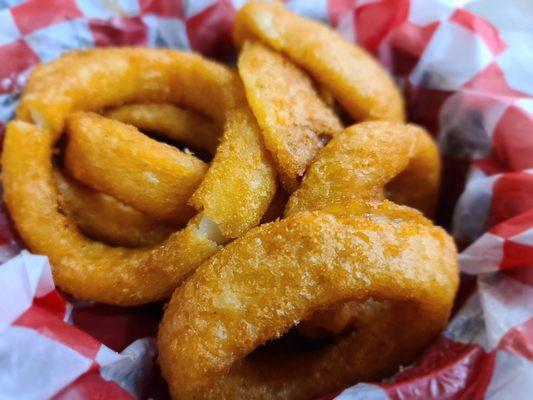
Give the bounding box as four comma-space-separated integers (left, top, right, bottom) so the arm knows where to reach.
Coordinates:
158, 201, 458, 399
238, 41, 342, 192
234, 2, 405, 122
2, 121, 219, 304
285, 121, 440, 218
17, 48, 276, 238
55, 102, 220, 243
5, 48, 277, 303
285, 122, 440, 336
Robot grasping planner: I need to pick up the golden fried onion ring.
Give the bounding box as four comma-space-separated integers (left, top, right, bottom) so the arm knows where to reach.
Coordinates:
17, 48, 276, 237
285, 121, 440, 218
16, 48, 277, 238
64, 112, 208, 225
234, 1, 405, 122
5, 48, 276, 304
55, 169, 175, 248
3, 121, 218, 304
238, 41, 342, 192
158, 200, 458, 399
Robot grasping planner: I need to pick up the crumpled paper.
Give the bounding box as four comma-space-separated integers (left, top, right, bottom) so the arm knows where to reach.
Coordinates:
0, 252, 155, 399
0, 0, 531, 399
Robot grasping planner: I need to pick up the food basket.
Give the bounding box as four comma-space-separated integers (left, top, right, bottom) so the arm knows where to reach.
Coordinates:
0, 0, 531, 398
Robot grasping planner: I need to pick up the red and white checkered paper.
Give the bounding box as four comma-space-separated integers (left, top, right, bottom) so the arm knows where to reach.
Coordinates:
0, 0, 532, 399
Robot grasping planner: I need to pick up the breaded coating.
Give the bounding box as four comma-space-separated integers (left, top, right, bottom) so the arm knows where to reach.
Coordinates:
5, 48, 277, 304
158, 201, 458, 399
2, 121, 219, 305
234, 2, 405, 122
15, 47, 276, 240
238, 41, 342, 192
286, 122, 440, 218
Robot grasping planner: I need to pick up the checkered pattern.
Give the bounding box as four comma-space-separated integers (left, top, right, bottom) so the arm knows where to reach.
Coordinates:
0, 252, 154, 399
0, 0, 531, 399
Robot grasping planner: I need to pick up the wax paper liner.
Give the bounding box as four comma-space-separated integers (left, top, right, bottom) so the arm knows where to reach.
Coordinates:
0, 0, 531, 399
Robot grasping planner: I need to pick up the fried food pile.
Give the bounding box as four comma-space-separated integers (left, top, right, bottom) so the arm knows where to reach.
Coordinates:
1, 2, 459, 399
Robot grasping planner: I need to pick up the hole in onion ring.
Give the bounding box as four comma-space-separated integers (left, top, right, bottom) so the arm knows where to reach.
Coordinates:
248, 327, 339, 359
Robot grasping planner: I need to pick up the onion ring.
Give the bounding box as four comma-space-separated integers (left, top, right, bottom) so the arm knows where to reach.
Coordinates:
105, 102, 220, 154
285, 121, 440, 218
5, 48, 276, 304
238, 40, 342, 192
64, 112, 208, 225
54, 169, 174, 248
158, 200, 458, 399
2, 121, 219, 304
16, 48, 276, 238
234, 1, 405, 122
285, 121, 439, 337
